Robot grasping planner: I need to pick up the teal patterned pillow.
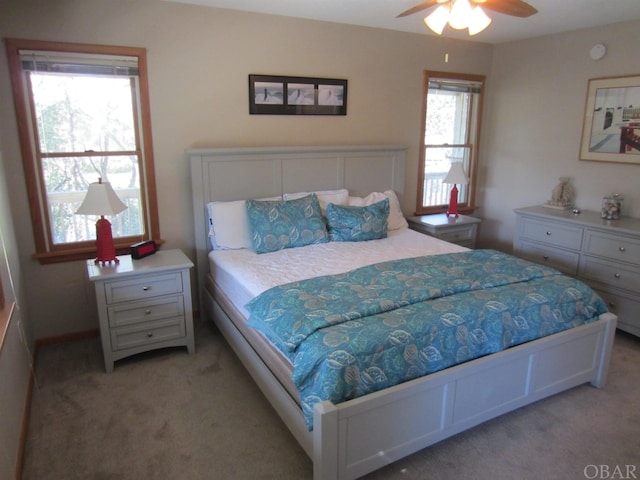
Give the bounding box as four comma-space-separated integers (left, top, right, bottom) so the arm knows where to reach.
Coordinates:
246, 194, 328, 254
326, 198, 389, 242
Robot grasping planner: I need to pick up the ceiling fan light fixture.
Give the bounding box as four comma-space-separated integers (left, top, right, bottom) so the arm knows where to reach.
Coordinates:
448, 0, 472, 30
424, 5, 449, 35
467, 5, 492, 35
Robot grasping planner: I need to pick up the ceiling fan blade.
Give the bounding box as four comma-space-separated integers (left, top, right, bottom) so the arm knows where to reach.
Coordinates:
396, 0, 442, 18
474, 0, 538, 18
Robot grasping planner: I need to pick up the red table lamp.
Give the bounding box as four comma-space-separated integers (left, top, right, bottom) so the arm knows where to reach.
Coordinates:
76, 178, 127, 265
443, 162, 469, 218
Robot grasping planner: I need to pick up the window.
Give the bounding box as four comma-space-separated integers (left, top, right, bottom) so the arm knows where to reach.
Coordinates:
416, 71, 484, 215
5, 39, 160, 264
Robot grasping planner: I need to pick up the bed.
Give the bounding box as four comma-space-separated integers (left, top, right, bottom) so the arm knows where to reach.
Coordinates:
189, 145, 617, 480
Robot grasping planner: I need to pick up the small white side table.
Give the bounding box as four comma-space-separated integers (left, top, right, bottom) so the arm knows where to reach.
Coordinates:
86, 249, 195, 372
408, 214, 481, 248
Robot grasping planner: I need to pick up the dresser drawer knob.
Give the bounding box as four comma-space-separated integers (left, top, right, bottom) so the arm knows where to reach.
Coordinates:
542, 255, 549, 260
614, 273, 621, 279
619, 246, 626, 252
147, 332, 153, 338
143, 286, 150, 291
546, 231, 552, 236
145, 309, 151, 315
608, 302, 616, 310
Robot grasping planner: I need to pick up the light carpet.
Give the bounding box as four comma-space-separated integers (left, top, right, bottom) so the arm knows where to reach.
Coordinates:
22, 317, 640, 480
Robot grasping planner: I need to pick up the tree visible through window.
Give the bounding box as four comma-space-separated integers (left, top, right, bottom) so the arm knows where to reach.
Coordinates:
416, 71, 484, 215
6, 39, 160, 263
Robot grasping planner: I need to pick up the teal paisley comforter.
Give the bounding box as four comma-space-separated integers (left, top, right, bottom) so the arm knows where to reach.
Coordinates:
245, 250, 608, 430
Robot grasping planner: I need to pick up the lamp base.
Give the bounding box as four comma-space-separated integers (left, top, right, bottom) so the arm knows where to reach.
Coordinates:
446, 184, 460, 218
94, 217, 119, 265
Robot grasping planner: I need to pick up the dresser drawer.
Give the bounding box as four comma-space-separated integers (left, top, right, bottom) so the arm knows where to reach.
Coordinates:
518, 217, 583, 250
579, 256, 640, 295
105, 272, 183, 304
107, 295, 184, 328
516, 239, 579, 275
584, 229, 640, 266
111, 317, 186, 351
594, 288, 640, 336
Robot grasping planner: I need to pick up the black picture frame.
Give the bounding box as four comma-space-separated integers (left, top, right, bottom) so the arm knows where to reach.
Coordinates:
249, 74, 347, 115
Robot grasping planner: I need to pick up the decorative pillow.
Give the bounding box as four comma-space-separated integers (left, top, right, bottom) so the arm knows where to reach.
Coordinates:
206, 196, 281, 250
326, 198, 389, 242
246, 193, 329, 254
348, 190, 408, 230
283, 189, 349, 215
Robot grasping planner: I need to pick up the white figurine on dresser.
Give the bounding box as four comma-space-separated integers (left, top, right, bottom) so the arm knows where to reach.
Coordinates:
514, 205, 640, 337
545, 177, 575, 209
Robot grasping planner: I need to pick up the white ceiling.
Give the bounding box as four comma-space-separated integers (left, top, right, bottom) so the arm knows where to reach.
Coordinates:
162, 0, 640, 44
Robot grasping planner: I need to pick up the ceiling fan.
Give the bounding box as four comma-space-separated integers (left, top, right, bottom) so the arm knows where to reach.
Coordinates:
397, 0, 538, 36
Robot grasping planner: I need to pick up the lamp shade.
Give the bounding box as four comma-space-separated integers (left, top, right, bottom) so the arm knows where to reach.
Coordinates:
76, 179, 127, 216
443, 162, 469, 185
424, 5, 449, 35
468, 6, 492, 35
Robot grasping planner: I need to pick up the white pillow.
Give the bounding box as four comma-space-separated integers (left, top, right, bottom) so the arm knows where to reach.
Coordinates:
207, 196, 281, 250
283, 188, 349, 215
348, 190, 408, 230
207, 200, 252, 250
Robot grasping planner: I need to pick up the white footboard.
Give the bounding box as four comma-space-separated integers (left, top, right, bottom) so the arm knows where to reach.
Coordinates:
312, 312, 617, 480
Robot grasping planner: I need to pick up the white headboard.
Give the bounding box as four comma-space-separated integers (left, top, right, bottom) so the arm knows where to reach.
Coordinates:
188, 145, 407, 305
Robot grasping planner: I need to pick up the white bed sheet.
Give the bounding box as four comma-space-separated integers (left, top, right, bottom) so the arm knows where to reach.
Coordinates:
209, 227, 468, 316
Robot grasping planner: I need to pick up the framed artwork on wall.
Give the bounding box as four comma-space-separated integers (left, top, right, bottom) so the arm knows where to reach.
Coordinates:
249, 74, 347, 115
580, 74, 640, 164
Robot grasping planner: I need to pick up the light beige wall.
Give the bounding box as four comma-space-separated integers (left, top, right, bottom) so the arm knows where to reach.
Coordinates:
0, 148, 33, 479
480, 20, 640, 250
0, 0, 492, 338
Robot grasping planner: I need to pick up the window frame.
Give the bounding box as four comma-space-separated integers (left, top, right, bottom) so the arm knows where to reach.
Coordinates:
5, 38, 161, 264
415, 70, 485, 216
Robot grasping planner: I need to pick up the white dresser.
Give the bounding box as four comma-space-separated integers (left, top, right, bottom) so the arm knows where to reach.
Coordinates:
514, 206, 640, 337
87, 249, 195, 372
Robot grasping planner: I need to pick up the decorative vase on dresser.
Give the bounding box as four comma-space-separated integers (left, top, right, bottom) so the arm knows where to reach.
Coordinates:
514, 205, 640, 337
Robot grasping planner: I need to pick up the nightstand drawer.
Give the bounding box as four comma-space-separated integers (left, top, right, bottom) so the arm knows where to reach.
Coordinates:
111, 317, 186, 351
107, 295, 185, 328
518, 217, 583, 250
437, 226, 475, 244
105, 272, 183, 304
516, 239, 579, 275
584, 230, 640, 265
579, 256, 640, 295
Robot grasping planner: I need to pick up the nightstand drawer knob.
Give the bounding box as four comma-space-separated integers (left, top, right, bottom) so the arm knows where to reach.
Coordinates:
619, 246, 626, 252
614, 273, 621, 279
143, 286, 150, 291
145, 309, 151, 315
546, 231, 552, 236
542, 255, 549, 260
147, 332, 153, 338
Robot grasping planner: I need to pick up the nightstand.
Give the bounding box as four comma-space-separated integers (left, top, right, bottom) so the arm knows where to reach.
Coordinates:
408, 214, 481, 248
87, 249, 195, 372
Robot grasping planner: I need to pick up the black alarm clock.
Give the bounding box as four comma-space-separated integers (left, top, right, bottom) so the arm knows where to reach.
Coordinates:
130, 240, 157, 259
